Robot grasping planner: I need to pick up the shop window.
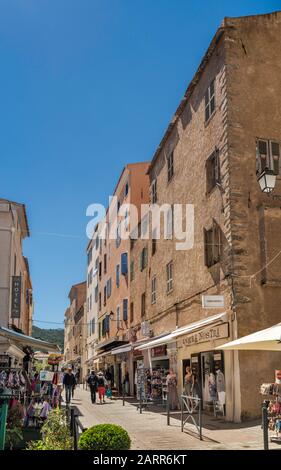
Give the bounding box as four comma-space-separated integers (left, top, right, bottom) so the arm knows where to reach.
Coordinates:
205, 79, 215, 122
206, 149, 220, 193
256, 139, 280, 176
166, 261, 173, 293
141, 293, 146, 318
167, 151, 174, 182
204, 220, 221, 268
151, 276, 157, 304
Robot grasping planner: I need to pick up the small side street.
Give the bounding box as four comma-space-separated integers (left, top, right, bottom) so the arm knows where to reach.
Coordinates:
71, 387, 280, 450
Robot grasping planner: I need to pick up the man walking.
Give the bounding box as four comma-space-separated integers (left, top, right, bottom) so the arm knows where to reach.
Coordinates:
87, 370, 98, 404
63, 368, 76, 404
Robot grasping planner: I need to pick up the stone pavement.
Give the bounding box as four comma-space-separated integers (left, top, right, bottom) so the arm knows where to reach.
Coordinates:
70, 386, 281, 450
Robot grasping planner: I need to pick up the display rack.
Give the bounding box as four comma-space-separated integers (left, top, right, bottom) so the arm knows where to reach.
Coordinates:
260, 382, 281, 444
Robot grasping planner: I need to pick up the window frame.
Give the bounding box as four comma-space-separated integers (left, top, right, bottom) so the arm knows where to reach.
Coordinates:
205, 79, 216, 122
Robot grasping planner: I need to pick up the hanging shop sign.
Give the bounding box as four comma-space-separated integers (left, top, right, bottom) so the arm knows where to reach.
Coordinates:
151, 345, 167, 358
11, 276, 21, 318
48, 354, 63, 365
182, 323, 229, 347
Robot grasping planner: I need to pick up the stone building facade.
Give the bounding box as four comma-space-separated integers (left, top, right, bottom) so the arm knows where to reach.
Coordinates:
0, 199, 33, 337
64, 281, 86, 380
95, 162, 150, 390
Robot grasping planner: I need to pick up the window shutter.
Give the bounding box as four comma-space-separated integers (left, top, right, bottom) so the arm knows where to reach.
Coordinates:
140, 251, 143, 271
121, 252, 128, 275
213, 220, 221, 263
270, 141, 280, 175
258, 139, 269, 172
123, 299, 128, 321
215, 149, 220, 182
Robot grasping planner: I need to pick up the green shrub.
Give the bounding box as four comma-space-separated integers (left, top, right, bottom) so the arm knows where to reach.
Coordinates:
27, 408, 73, 450
79, 424, 131, 450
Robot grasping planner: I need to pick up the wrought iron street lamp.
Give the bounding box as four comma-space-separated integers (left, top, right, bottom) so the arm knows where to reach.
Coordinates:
258, 169, 276, 193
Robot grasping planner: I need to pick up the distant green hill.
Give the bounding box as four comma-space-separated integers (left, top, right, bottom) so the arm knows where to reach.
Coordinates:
32, 325, 64, 352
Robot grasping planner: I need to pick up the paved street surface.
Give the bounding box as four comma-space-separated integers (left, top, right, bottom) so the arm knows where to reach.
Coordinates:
71, 387, 281, 450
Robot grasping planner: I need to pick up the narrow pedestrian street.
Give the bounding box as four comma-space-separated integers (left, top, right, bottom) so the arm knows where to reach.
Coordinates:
70, 386, 280, 450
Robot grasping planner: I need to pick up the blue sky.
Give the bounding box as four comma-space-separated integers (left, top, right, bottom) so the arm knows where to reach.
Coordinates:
0, 0, 280, 328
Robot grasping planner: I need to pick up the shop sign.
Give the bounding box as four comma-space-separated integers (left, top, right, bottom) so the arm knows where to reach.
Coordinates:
151, 345, 167, 357
182, 323, 229, 347
133, 348, 143, 357
11, 276, 21, 318
202, 295, 224, 308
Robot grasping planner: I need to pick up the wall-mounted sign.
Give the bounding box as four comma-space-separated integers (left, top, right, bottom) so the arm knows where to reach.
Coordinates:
11, 276, 21, 318
182, 323, 229, 347
141, 321, 151, 337
202, 295, 224, 309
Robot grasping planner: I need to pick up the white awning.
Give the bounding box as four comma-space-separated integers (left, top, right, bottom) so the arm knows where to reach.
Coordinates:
111, 345, 132, 355
218, 322, 281, 351
0, 326, 60, 353
138, 312, 228, 351
0, 340, 26, 359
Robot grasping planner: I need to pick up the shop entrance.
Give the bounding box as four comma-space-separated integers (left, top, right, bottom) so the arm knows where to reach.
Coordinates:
185, 350, 225, 414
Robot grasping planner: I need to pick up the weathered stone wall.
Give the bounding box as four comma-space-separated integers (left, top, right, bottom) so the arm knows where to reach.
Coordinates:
225, 12, 281, 419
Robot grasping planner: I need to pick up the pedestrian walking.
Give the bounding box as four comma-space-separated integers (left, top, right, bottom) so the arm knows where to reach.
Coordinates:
97, 371, 106, 404
87, 370, 98, 404
63, 368, 76, 404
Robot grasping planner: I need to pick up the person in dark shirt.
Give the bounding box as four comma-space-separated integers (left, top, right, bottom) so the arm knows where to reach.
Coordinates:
87, 370, 98, 404
63, 368, 76, 404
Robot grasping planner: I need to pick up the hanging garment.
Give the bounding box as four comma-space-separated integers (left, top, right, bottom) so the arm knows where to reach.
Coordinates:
218, 391, 226, 405
216, 370, 225, 393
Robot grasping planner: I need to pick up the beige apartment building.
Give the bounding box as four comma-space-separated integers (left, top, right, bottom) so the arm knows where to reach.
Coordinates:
64, 281, 86, 380
0, 199, 33, 338
95, 162, 150, 390
124, 12, 281, 422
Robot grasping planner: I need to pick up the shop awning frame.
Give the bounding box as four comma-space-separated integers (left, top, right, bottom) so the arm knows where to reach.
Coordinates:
111, 344, 132, 355
0, 327, 60, 353
218, 321, 281, 351
138, 312, 228, 351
